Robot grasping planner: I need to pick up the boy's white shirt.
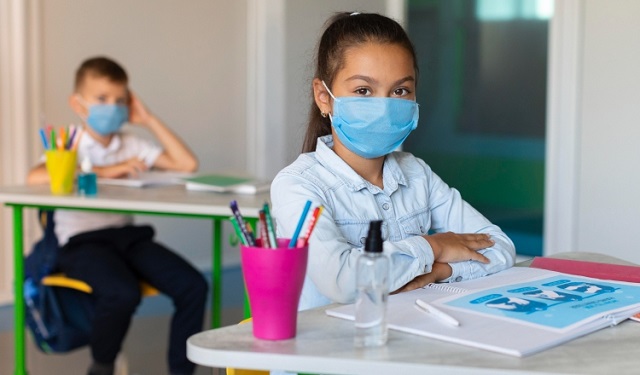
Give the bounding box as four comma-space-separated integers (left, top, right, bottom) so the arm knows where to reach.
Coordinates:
52, 131, 162, 245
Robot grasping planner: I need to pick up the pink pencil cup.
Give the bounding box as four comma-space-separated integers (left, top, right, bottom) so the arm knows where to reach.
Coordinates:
240, 238, 308, 340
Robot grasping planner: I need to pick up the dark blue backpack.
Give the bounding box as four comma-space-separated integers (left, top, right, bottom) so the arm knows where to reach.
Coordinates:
24, 210, 95, 353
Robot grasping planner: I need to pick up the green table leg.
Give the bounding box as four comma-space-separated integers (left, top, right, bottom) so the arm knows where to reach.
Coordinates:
212, 219, 222, 328
13, 205, 27, 375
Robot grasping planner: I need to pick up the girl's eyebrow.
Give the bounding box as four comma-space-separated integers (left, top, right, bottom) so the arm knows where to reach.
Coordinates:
345, 75, 377, 84
393, 76, 416, 86
345, 75, 415, 86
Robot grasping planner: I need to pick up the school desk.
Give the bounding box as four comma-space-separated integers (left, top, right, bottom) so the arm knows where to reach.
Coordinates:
0, 184, 268, 375
187, 252, 640, 375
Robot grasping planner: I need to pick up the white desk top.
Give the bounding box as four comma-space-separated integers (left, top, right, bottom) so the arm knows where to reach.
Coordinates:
187, 253, 640, 374
0, 184, 269, 217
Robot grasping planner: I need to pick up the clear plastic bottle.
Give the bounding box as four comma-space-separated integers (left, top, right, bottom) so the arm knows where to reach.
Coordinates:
77, 157, 98, 196
354, 220, 389, 347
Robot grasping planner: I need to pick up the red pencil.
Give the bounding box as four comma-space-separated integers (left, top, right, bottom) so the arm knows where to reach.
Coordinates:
299, 206, 323, 247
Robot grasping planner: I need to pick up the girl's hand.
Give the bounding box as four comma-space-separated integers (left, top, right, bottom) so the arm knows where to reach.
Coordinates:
94, 158, 148, 178
425, 232, 493, 264
391, 262, 452, 294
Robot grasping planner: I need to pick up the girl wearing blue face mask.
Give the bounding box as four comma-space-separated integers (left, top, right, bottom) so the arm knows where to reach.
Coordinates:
271, 12, 516, 310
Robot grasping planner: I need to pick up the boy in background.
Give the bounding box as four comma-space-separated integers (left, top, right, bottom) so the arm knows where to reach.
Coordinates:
27, 56, 207, 375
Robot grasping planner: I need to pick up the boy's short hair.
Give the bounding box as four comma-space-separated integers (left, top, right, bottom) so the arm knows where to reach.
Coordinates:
74, 56, 128, 91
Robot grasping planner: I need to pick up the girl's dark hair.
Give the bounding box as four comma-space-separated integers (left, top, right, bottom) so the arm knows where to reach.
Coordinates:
301, 12, 419, 153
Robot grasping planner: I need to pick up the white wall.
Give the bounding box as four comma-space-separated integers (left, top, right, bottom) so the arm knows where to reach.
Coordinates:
282, 0, 389, 165
38, 0, 248, 269
574, 0, 640, 263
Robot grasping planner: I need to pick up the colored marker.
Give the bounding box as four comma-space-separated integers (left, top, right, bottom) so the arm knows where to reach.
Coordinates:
230, 200, 255, 246
38, 128, 48, 149
289, 200, 311, 248
229, 216, 247, 245
299, 206, 323, 247
258, 210, 271, 248
245, 221, 256, 245
263, 202, 277, 248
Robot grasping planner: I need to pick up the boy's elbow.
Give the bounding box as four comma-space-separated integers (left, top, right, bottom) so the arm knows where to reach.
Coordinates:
183, 157, 198, 172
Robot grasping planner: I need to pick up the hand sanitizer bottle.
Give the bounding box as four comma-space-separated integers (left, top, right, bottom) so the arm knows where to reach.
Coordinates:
78, 157, 97, 196
354, 220, 389, 347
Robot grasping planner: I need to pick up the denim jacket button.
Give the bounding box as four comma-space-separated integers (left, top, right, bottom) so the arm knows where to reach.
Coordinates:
360, 237, 366, 244
455, 276, 463, 282
382, 203, 390, 210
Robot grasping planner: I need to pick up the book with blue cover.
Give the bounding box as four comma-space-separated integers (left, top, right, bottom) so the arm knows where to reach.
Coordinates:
326, 266, 640, 357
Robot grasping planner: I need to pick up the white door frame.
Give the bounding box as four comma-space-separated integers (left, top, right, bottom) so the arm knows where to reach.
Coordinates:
544, 0, 583, 255
0, 0, 42, 304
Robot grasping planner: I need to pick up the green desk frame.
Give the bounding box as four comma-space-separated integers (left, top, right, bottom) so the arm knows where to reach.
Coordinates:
7, 201, 258, 375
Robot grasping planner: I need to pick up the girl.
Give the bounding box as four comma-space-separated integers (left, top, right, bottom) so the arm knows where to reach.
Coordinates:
271, 12, 515, 310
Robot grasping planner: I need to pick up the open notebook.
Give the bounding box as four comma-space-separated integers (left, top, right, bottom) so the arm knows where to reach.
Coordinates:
98, 171, 194, 188
326, 267, 640, 357
183, 174, 270, 195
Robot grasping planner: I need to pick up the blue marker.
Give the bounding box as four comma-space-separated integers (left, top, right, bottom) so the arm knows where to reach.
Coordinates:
289, 200, 311, 248
39, 128, 48, 150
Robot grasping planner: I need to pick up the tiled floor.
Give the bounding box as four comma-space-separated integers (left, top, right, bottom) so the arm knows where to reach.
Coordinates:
0, 266, 246, 375
0, 306, 244, 375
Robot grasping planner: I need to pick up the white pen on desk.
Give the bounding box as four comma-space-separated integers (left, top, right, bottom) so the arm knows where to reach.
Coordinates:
415, 299, 460, 327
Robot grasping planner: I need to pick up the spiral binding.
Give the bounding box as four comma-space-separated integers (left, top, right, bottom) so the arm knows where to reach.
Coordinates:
423, 283, 468, 294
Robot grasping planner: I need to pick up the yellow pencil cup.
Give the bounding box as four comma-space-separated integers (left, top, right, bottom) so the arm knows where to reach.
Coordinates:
45, 150, 77, 195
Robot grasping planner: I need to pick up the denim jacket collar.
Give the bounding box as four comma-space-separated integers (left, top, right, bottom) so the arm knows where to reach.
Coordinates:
314, 135, 407, 194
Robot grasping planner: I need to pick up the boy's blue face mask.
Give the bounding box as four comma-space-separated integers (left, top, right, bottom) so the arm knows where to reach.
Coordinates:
323, 81, 419, 159
80, 100, 129, 136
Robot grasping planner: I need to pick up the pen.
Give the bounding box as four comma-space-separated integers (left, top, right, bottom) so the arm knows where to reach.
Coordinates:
229, 216, 247, 245
71, 128, 83, 150
299, 205, 323, 247
50, 129, 56, 151
415, 299, 460, 327
66, 125, 76, 149
258, 210, 271, 248
289, 200, 311, 248
263, 202, 277, 248
245, 222, 256, 245
230, 200, 255, 246
59, 127, 66, 150
39, 128, 49, 150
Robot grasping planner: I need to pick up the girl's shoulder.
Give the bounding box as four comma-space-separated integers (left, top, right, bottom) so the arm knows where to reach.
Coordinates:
390, 151, 433, 173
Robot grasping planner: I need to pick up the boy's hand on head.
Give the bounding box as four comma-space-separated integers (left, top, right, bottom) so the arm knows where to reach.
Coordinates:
425, 232, 493, 264
94, 158, 149, 179
391, 262, 452, 294
128, 91, 153, 127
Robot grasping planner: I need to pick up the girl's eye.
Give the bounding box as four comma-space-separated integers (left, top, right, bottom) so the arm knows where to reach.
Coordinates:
393, 88, 411, 97
116, 98, 127, 105
354, 87, 371, 96
96, 96, 107, 103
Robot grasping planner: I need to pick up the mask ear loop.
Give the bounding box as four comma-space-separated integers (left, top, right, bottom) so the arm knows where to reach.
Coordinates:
74, 95, 90, 124
321, 81, 337, 123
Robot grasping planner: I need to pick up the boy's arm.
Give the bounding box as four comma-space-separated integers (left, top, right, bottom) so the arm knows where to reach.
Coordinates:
27, 163, 49, 185
129, 92, 198, 172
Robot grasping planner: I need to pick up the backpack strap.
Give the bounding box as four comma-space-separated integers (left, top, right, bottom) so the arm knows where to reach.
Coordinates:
25, 210, 59, 282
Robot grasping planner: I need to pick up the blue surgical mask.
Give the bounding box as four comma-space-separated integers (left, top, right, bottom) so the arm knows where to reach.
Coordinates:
84, 103, 129, 136
323, 81, 419, 159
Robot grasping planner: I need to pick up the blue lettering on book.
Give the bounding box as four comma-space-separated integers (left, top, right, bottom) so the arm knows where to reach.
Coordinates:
508, 286, 538, 293
470, 294, 502, 304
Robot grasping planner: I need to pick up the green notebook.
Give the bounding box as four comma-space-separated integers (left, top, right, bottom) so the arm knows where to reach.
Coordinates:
184, 174, 270, 194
